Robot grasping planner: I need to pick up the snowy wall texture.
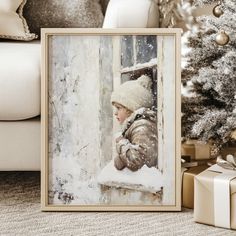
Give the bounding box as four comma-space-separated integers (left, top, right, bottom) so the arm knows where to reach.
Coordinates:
48, 35, 113, 204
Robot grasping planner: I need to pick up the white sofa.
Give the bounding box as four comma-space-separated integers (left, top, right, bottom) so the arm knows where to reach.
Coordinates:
0, 41, 41, 170
0, 0, 212, 171
0, 0, 160, 171
0, 0, 107, 171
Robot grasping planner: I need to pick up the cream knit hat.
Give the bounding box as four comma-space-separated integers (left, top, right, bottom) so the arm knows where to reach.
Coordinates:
111, 75, 153, 111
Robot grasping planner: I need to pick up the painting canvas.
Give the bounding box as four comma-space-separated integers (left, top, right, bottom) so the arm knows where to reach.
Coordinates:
41, 29, 181, 211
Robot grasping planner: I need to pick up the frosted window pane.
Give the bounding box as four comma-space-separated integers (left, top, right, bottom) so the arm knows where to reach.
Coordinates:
136, 36, 157, 64
121, 36, 133, 68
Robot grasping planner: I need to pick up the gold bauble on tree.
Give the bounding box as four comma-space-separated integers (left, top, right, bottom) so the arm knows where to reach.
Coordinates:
213, 2, 224, 17
215, 31, 230, 46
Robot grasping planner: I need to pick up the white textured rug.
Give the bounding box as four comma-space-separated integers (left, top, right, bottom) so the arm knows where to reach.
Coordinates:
0, 172, 235, 235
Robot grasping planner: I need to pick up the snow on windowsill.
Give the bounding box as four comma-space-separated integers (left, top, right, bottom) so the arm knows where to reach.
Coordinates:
97, 161, 163, 194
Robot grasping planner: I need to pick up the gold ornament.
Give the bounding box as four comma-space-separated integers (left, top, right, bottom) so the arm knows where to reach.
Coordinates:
213, 4, 224, 17
215, 31, 230, 46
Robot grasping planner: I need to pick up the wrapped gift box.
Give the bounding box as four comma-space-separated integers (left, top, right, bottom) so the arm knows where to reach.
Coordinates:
182, 165, 209, 209
181, 140, 212, 160
194, 164, 236, 229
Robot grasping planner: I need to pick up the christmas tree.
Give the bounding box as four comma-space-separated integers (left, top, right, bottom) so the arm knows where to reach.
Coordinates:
182, 0, 236, 150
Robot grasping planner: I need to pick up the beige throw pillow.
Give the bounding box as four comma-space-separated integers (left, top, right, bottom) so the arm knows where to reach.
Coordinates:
23, 0, 104, 37
0, 0, 37, 41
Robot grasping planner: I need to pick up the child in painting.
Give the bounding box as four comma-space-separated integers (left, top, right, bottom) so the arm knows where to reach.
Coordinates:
111, 75, 158, 171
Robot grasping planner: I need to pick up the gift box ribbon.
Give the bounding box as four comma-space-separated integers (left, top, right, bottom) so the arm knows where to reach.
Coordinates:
208, 163, 236, 229
216, 155, 236, 171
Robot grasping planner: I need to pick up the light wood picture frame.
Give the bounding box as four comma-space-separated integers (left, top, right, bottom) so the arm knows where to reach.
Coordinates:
41, 28, 181, 211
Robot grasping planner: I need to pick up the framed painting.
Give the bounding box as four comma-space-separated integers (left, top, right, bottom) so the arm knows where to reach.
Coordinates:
41, 28, 181, 211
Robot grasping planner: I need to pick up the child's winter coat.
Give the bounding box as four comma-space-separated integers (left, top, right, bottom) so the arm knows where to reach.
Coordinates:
114, 108, 158, 171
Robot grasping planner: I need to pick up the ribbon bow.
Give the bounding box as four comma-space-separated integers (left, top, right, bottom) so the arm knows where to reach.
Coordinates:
217, 155, 236, 171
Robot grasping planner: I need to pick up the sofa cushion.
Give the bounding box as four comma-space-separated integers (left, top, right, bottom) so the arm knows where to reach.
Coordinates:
103, 0, 159, 28
0, 0, 37, 41
0, 117, 40, 170
0, 40, 40, 120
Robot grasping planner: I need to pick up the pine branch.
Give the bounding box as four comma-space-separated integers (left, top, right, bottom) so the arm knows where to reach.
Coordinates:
181, 0, 236, 147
